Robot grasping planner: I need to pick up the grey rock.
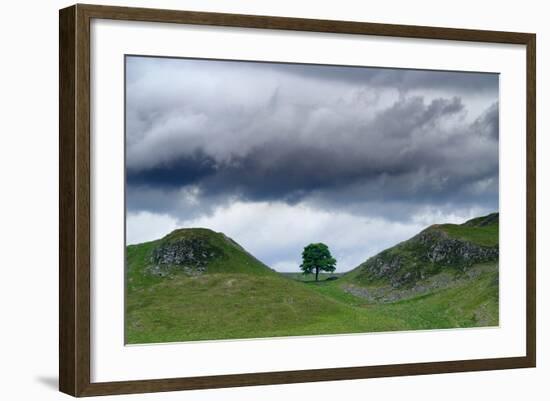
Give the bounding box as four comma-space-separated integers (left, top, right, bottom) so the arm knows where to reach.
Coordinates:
357, 228, 498, 288
148, 238, 219, 276
343, 263, 498, 303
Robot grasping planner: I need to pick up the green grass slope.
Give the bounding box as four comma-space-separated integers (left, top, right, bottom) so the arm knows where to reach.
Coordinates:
127, 272, 389, 344
126, 219, 499, 344
301, 262, 499, 329
126, 228, 389, 343
437, 212, 499, 247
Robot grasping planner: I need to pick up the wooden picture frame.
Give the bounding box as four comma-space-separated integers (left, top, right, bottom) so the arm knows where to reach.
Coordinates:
59, 3, 536, 397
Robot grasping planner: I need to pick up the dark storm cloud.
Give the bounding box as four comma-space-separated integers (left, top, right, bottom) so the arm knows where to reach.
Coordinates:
125, 56, 499, 222
127, 151, 217, 188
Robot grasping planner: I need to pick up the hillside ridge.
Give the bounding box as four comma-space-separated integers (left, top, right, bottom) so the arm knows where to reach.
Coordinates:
343, 213, 499, 290
126, 216, 499, 343
129, 227, 273, 279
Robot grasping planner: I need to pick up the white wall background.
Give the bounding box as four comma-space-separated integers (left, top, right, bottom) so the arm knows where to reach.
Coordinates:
0, 0, 546, 400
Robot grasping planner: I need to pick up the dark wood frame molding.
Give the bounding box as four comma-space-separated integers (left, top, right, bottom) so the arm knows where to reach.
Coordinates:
59, 3, 536, 397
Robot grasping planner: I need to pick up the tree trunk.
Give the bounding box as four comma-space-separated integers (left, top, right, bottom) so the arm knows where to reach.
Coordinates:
315, 268, 319, 282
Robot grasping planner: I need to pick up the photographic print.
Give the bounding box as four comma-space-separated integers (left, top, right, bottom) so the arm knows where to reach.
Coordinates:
125, 56, 499, 345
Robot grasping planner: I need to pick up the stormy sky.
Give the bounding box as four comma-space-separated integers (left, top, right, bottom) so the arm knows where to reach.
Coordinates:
125, 56, 499, 272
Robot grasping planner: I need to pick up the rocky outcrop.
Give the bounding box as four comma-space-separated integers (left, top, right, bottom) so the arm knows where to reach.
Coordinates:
343, 263, 498, 303
416, 229, 498, 266
148, 238, 220, 276
355, 227, 498, 288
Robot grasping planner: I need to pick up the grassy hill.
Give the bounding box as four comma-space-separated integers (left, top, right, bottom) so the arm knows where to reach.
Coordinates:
126, 216, 499, 344
342, 212, 499, 290
126, 228, 384, 343
298, 262, 498, 329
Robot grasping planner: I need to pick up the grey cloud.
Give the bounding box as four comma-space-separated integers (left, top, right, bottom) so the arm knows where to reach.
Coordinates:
471, 101, 499, 139
125, 56, 498, 225
127, 99, 497, 202
275, 63, 499, 94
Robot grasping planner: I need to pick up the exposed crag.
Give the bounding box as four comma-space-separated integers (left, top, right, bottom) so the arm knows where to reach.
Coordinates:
149, 237, 220, 276
345, 213, 499, 290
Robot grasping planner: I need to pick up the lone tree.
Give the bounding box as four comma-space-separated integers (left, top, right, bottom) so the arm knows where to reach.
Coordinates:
300, 243, 337, 281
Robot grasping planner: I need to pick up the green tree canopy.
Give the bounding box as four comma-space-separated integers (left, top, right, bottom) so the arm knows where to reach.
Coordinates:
300, 243, 337, 281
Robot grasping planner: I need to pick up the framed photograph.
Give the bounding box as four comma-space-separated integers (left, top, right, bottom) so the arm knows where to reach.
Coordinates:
59, 4, 536, 397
